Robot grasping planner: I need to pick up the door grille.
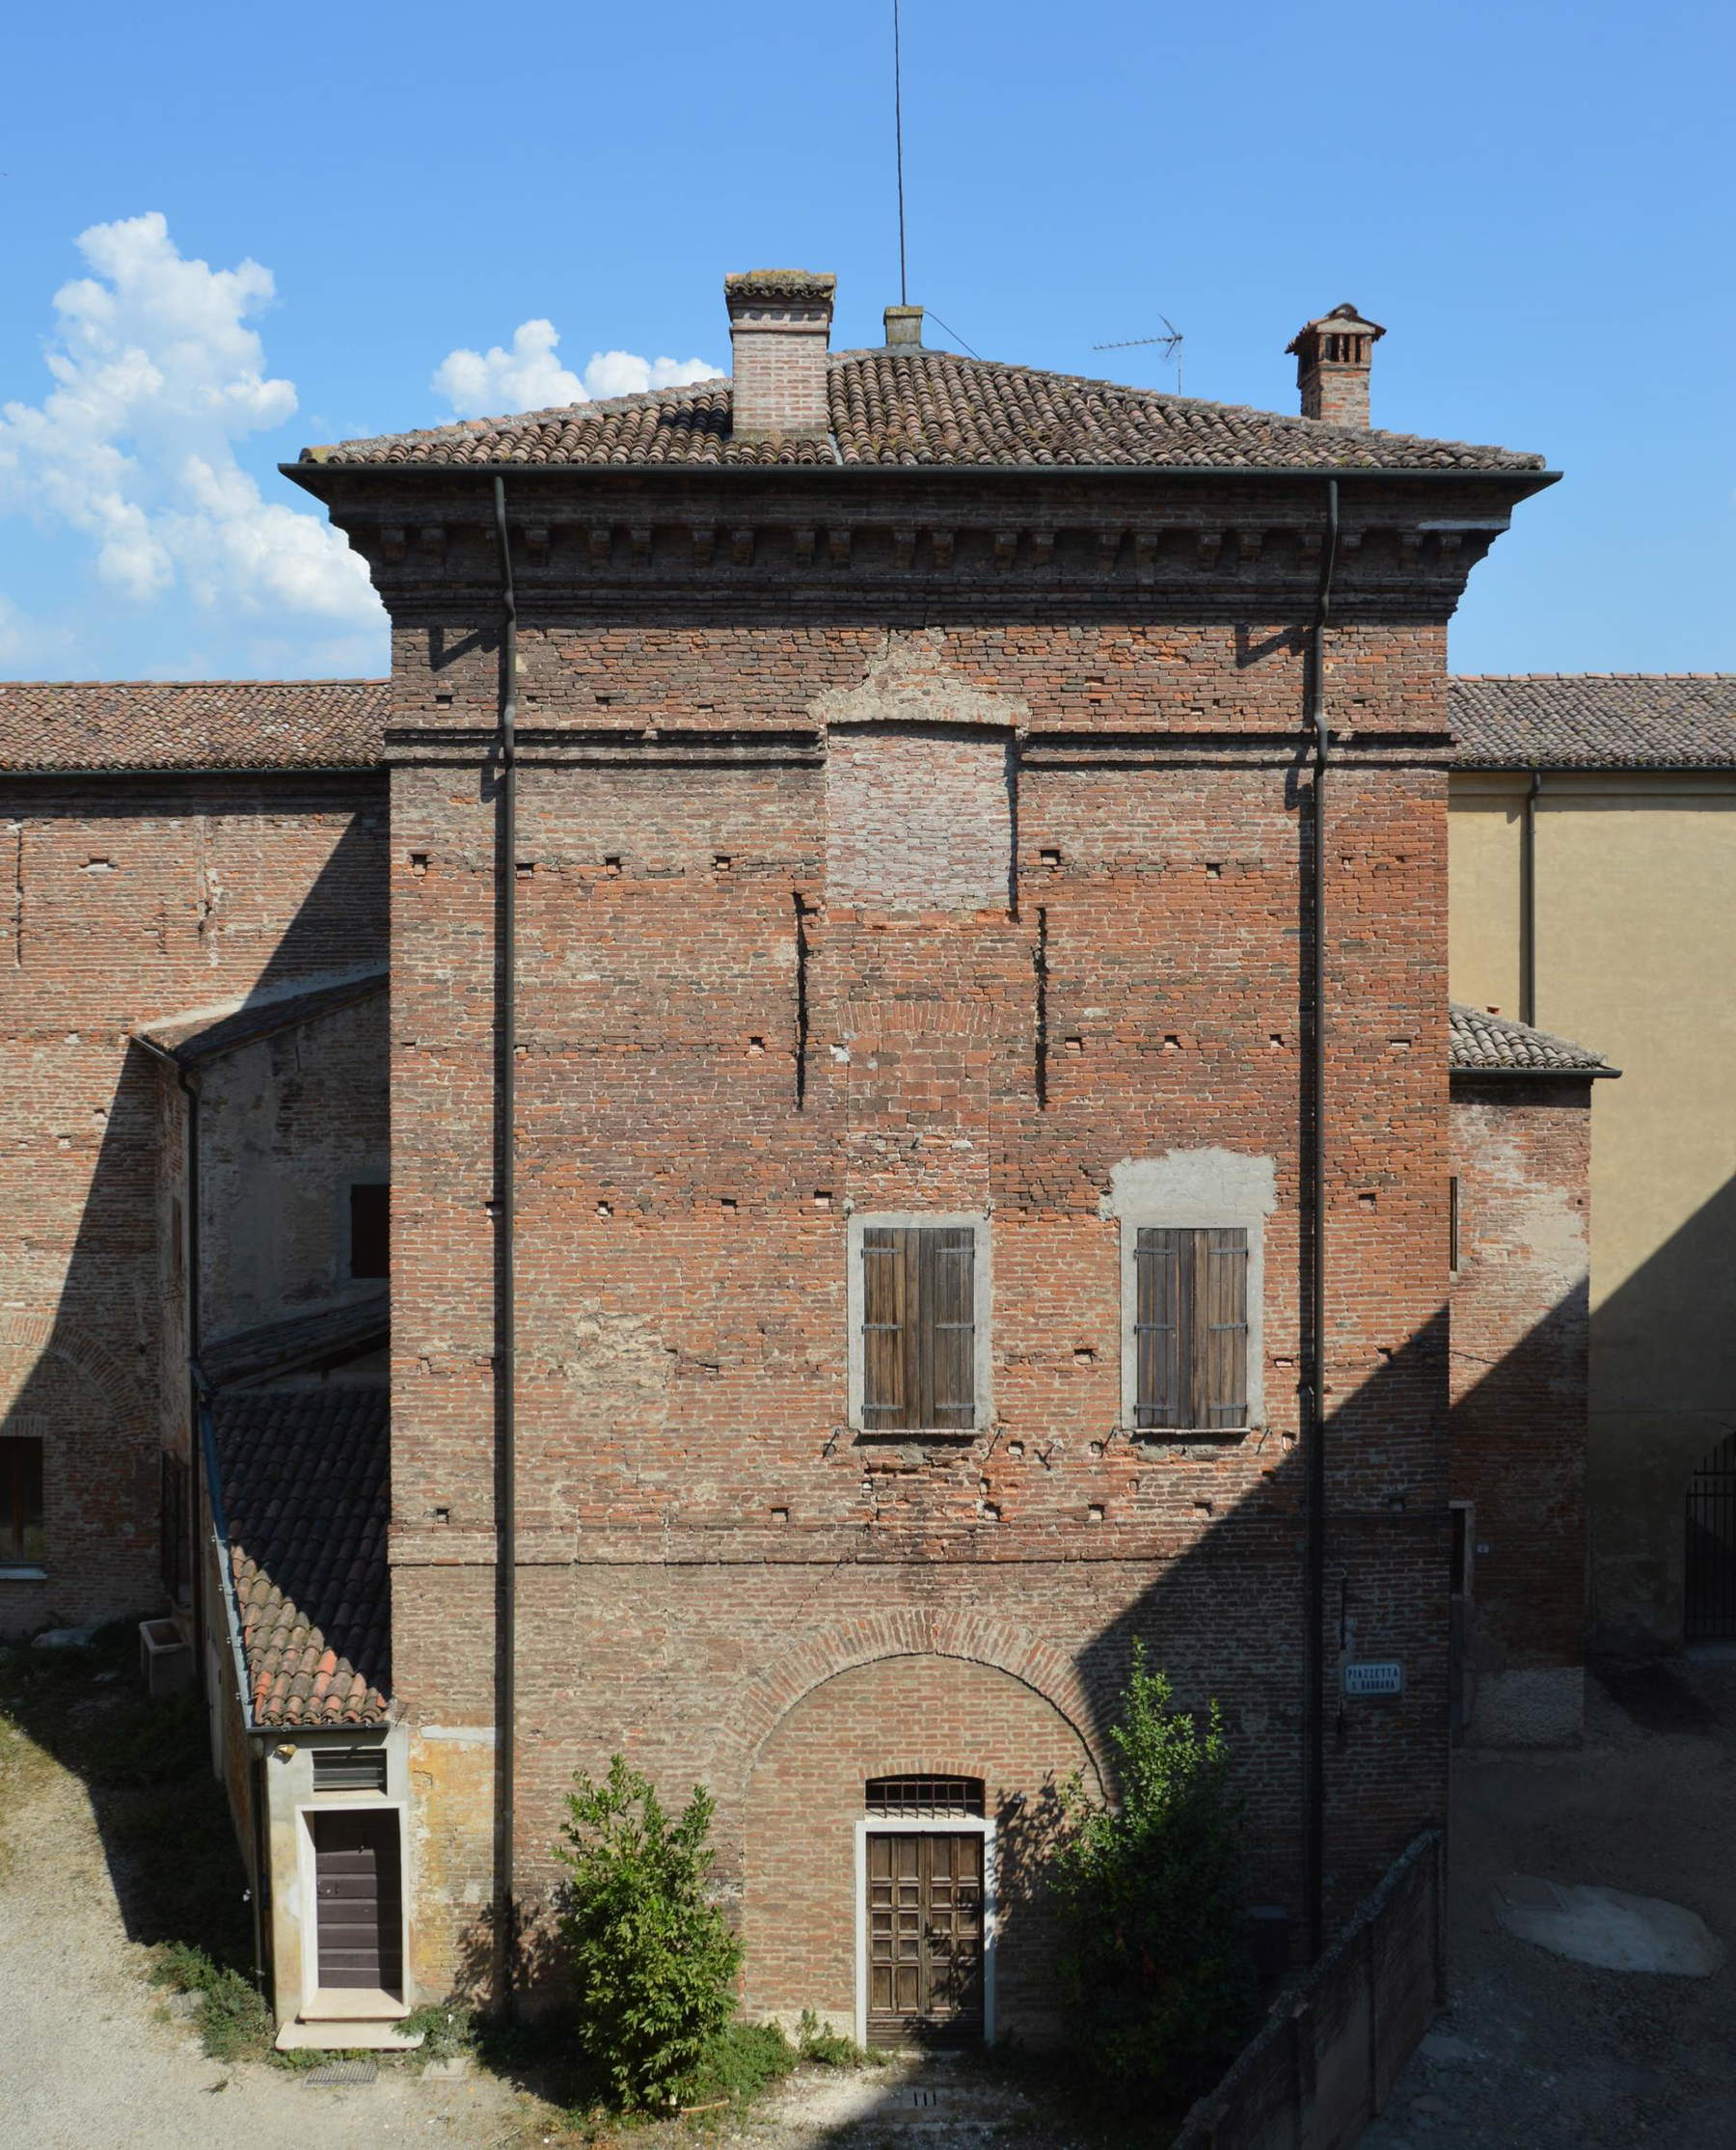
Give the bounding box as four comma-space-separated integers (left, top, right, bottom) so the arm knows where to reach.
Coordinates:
1686, 1432, 1736, 1642
865, 1775, 985, 1817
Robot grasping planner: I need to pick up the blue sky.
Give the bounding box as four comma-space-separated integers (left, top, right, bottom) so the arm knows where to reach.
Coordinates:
2, 0, 1730, 681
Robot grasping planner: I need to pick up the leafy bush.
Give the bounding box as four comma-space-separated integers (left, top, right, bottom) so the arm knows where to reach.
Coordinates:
679, 2020, 798, 2109
400, 2000, 475, 2064
1052, 1643, 1257, 2115
554, 1754, 743, 2109
795, 2008, 882, 2068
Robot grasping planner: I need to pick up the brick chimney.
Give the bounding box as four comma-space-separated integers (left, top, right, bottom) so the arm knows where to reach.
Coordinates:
724, 270, 836, 440
1287, 304, 1386, 428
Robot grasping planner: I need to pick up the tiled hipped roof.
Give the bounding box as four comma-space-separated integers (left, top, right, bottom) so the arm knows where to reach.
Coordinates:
213, 1389, 390, 1727
302, 349, 1545, 474
0, 679, 390, 773
1449, 1002, 1614, 1076
1450, 675, 1736, 769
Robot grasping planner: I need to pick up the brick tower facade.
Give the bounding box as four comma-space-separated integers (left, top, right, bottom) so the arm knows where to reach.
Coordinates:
283, 271, 1557, 2034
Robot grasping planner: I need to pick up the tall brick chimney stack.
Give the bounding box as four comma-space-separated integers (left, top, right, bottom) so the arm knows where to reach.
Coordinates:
724, 269, 836, 440
1288, 303, 1386, 428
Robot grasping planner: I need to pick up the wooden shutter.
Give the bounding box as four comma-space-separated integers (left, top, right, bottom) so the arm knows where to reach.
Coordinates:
861, 1228, 910, 1427
1134, 1227, 1248, 1430
860, 1226, 977, 1430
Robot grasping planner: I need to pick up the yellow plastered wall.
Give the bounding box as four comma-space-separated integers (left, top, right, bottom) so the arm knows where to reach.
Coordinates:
1450, 773, 1736, 1648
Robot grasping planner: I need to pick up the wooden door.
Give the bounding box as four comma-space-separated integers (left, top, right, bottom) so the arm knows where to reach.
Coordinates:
866, 1833, 984, 2044
312, 1810, 403, 1993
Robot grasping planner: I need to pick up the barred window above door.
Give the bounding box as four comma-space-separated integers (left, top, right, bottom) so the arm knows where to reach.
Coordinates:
860, 1225, 978, 1431
1133, 1227, 1249, 1430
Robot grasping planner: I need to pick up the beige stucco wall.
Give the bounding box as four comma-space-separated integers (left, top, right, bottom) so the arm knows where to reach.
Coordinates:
1450, 773, 1736, 1650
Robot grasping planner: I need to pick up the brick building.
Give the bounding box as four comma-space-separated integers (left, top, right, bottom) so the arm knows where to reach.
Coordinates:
0, 273, 1609, 2049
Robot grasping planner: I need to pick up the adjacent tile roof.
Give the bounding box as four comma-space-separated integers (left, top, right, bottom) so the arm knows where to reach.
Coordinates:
1449, 1002, 1616, 1077
0, 679, 390, 773
212, 1387, 390, 1727
202, 1292, 389, 1391
302, 350, 1545, 474
1450, 676, 1736, 769
134, 967, 388, 1067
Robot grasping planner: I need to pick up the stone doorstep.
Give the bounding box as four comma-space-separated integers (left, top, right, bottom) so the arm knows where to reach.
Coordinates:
276, 2008, 425, 2053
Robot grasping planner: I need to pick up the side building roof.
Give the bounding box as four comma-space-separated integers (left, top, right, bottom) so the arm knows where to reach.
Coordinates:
210, 1388, 390, 1728
1450, 675, 1736, 770
1449, 1002, 1616, 1078
0, 678, 390, 774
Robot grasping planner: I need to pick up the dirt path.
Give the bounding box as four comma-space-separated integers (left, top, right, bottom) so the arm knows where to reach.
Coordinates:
1363, 1658, 1736, 2150
0, 1706, 524, 2150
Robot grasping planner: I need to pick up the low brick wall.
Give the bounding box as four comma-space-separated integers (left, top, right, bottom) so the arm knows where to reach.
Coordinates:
1176, 1830, 1445, 2150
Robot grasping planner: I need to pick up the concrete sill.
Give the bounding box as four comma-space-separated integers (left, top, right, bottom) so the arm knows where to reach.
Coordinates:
305, 1987, 411, 2021
0, 1566, 47, 1583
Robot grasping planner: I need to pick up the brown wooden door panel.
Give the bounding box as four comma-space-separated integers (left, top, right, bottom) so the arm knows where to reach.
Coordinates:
865, 1832, 985, 2044
313, 1810, 403, 1992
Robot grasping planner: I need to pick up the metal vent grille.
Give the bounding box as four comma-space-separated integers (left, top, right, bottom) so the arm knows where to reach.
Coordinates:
312, 1747, 388, 1794
864, 1774, 985, 1817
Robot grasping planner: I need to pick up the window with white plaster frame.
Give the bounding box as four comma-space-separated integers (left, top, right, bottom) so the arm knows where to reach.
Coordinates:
1103, 1152, 1277, 1436
845, 1211, 993, 1435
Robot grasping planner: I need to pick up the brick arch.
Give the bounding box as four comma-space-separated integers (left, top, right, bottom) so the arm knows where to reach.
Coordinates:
711, 1608, 1108, 1806
0, 1313, 142, 1428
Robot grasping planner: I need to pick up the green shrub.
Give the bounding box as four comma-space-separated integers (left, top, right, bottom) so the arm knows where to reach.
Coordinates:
554, 1754, 744, 2109
679, 2020, 798, 2109
795, 2008, 881, 2068
1052, 1643, 1257, 2116
195, 1968, 275, 2063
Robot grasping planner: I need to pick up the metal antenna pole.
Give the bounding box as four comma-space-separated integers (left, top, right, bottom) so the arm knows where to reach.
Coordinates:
893, 0, 909, 305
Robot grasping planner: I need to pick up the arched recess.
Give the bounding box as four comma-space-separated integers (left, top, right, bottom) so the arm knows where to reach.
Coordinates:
730, 1630, 1104, 2046
0, 1313, 145, 1429
708, 1606, 1109, 1812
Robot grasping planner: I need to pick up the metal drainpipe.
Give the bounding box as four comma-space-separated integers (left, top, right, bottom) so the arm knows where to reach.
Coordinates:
1520, 770, 1542, 1025
1303, 476, 1339, 1962
490, 475, 520, 2004
177, 1067, 203, 1663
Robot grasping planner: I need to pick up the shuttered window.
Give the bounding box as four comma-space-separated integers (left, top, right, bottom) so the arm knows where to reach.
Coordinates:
0, 1436, 44, 1565
1133, 1227, 1248, 1430
861, 1227, 978, 1431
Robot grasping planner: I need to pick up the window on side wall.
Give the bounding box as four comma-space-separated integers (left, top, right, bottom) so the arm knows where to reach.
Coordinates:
349, 1183, 390, 1281
0, 1434, 44, 1565
853, 1220, 985, 1433
1132, 1227, 1249, 1431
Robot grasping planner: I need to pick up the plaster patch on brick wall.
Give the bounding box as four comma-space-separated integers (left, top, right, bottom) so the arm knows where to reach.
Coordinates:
547, 1302, 675, 1403
808, 629, 1031, 735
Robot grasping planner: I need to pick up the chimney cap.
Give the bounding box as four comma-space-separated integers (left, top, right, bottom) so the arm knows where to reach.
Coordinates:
1286, 302, 1386, 357
883, 305, 923, 347
724, 269, 837, 308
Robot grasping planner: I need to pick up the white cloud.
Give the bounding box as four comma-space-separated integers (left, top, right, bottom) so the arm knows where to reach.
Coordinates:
433, 318, 718, 419
0, 212, 378, 632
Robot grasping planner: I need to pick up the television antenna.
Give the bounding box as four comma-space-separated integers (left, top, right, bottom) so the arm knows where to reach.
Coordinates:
1094, 315, 1184, 395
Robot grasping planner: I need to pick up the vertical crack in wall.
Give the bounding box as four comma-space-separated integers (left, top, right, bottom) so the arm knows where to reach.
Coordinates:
793, 890, 811, 1108
10, 822, 21, 969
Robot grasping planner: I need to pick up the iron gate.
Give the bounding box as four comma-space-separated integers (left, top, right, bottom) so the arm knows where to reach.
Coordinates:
1685, 1431, 1736, 1642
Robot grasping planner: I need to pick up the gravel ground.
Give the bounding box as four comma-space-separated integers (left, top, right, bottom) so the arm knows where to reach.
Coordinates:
1363, 1657, 1736, 2150
0, 1694, 524, 2150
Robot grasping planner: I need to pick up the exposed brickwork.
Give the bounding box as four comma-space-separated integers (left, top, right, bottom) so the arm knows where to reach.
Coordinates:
0, 774, 387, 1635
1450, 1080, 1592, 1734
377, 548, 1466, 2004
